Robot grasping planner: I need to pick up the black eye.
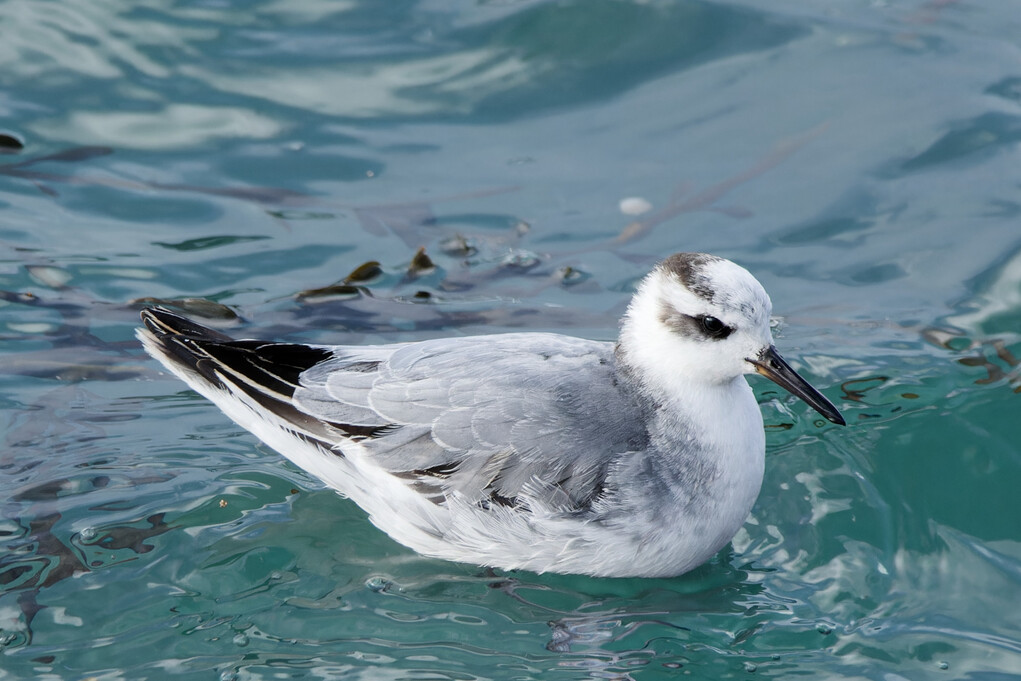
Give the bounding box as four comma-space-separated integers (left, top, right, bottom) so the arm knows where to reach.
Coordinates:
700, 315, 732, 339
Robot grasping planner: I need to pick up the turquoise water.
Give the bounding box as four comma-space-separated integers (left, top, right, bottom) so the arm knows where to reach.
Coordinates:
2, 0, 1021, 678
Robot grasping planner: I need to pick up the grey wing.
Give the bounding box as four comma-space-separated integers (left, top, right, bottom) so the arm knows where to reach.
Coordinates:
293, 334, 648, 512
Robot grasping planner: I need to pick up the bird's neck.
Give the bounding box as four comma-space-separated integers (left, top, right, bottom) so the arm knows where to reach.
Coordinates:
614, 338, 762, 453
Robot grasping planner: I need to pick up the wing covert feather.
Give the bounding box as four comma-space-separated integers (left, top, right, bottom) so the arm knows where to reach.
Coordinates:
293, 333, 648, 509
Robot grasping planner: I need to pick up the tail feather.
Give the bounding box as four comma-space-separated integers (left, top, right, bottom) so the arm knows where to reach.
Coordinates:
137, 307, 392, 444
138, 307, 335, 438
141, 306, 235, 343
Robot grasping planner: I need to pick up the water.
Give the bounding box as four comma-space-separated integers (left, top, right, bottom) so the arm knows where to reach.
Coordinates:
2, 0, 1020, 678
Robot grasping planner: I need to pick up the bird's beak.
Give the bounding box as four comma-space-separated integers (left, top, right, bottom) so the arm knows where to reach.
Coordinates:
748, 346, 846, 426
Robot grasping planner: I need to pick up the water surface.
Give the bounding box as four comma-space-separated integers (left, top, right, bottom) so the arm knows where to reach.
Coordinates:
2, 1, 1020, 679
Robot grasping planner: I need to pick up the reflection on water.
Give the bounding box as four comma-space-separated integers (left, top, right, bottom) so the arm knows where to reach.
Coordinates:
6, 1, 804, 129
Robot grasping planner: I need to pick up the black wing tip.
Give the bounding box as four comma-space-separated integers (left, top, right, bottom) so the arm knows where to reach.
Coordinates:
139, 306, 334, 405
139, 307, 361, 444
137, 306, 236, 388
139, 306, 235, 343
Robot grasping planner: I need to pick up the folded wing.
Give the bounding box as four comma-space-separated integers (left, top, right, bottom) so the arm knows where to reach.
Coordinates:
140, 307, 648, 514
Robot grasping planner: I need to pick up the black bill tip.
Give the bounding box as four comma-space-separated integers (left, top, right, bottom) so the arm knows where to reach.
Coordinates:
749, 346, 846, 426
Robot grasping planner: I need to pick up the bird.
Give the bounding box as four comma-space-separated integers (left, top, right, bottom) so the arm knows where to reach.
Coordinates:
137, 252, 845, 578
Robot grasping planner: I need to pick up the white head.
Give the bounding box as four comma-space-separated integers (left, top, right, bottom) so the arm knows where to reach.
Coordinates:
619, 253, 844, 424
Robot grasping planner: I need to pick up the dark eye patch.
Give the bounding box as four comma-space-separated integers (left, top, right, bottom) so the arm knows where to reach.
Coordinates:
659, 303, 735, 341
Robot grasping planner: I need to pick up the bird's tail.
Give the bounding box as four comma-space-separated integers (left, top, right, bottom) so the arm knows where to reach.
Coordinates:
137, 307, 237, 387
136, 307, 336, 440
